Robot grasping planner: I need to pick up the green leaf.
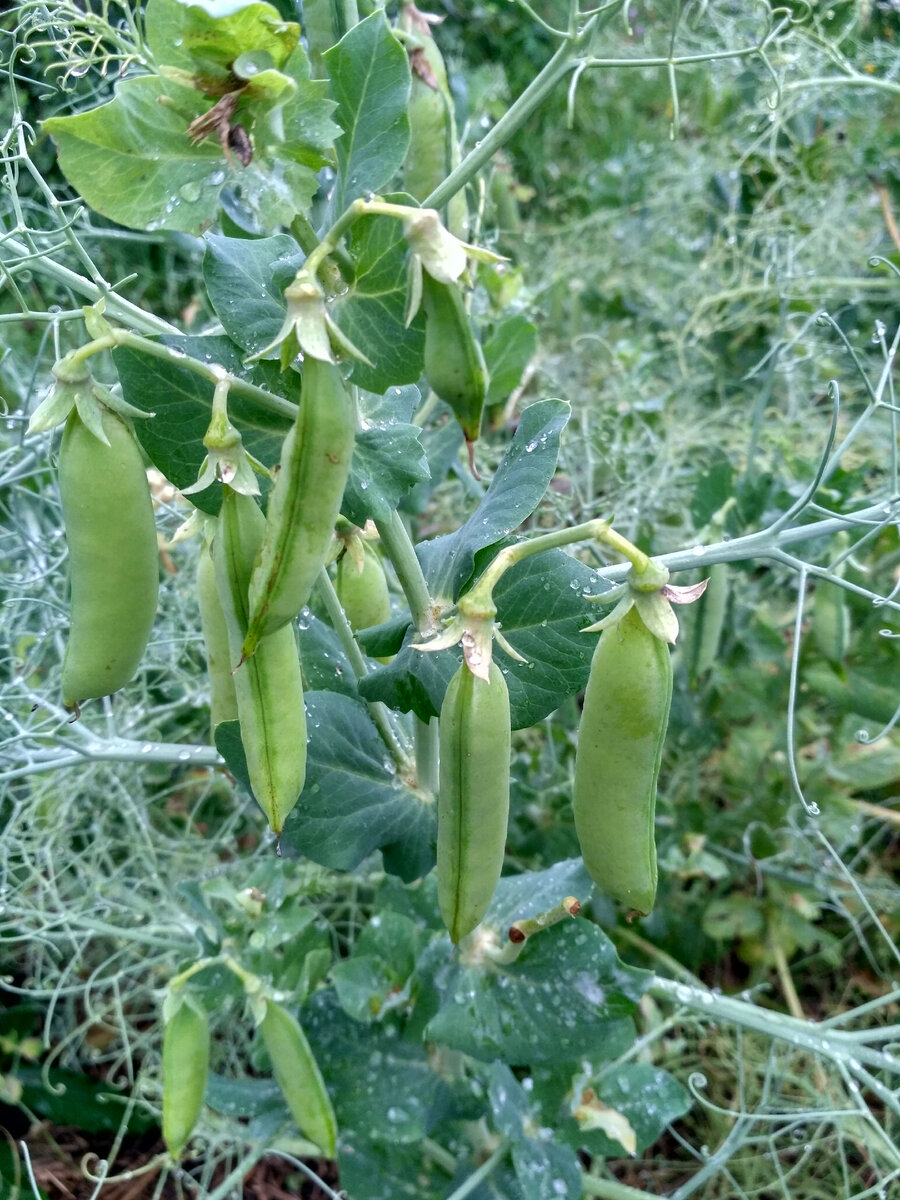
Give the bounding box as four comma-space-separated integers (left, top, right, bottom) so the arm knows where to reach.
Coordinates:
422, 860, 648, 1065
490, 1065, 582, 1200
324, 11, 411, 213
343, 388, 430, 526
484, 315, 538, 408
332, 910, 427, 1022
44, 48, 337, 235
560, 1064, 691, 1158
112, 335, 296, 514
417, 399, 571, 602
146, 0, 300, 74
298, 610, 359, 698
279, 691, 435, 882
305, 994, 453, 1142
336, 1134, 449, 1200
400, 407, 464, 514
202, 232, 305, 357
331, 197, 427, 391
16, 1066, 155, 1134
358, 550, 612, 730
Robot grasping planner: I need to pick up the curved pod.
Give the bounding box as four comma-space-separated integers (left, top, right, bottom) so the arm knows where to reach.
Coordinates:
336, 542, 391, 636
243, 358, 355, 657
573, 606, 672, 915
438, 660, 511, 943
422, 274, 487, 448
162, 996, 210, 1160
59, 408, 159, 707
260, 1000, 337, 1157
214, 487, 307, 834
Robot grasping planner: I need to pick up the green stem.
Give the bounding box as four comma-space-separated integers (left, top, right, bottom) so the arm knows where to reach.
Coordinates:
316, 568, 411, 768
414, 716, 439, 795
58, 330, 297, 420
443, 1142, 508, 1200
424, 28, 595, 212
581, 1176, 661, 1200
375, 510, 433, 632
3, 236, 179, 337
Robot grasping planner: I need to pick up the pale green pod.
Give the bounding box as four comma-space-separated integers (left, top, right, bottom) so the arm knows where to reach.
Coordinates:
197, 530, 239, 739
400, 5, 467, 238
243, 358, 355, 657
260, 1000, 337, 1157
162, 995, 210, 1160
812, 580, 849, 665
422, 273, 487, 447
691, 561, 728, 683
214, 487, 307, 834
336, 541, 391, 635
573, 606, 673, 915
438, 660, 511, 943
59, 408, 159, 707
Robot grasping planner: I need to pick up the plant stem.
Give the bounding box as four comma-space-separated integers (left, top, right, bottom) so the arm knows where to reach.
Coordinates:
443, 1142, 508, 1200
425, 28, 596, 213
375, 511, 433, 632
316, 568, 411, 768
414, 716, 439, 794
59, 329, 298, 419
581, 1176, 661, 1200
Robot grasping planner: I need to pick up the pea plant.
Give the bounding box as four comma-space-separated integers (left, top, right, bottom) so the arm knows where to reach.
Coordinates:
2, 1, 900, 1197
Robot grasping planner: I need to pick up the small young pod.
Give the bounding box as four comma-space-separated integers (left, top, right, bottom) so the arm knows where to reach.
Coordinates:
259, 999, 337, 1157
243, 358, 355, 657
58, 408, 159, 707
400, 4, 467, 238
162, 995, 210, 1160
573, 605, 673, 915
421, 273, 487, 449
438, 660, 511, 943
196, 529, 239, 739
214, 486, 307, 834
336, 540, 391, 636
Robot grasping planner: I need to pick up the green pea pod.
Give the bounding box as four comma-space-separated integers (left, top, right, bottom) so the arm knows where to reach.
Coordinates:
214, 486, 307, 834
260, 999, 337, 1157
162, 994, 210, 1160
58, 408, 159, 707
336, 541, 391, 635
197, 528, 239, 740
400, 4, 467, 238
243, 358, 355, 657
573, 605, 673, 915
422, 273, 487, 449
438, 660, 511, 943
812, 581, 849, 665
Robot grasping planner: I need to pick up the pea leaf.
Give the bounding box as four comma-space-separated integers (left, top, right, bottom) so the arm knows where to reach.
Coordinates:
324, 11, 411, 214
417, 399, 571, 603
484, 315, 538, 408
420, 860, 649, 1065
358, 549, 611, 729
202, 232, 305, 357
112, 335, 296, 514
343, 387, 429, 525
335, 1137, 448, 1200
331, 198, 427, 392
560, 1064, 691, 1158
490, 1065, 582, 1200
297, 609, 358, 698
305, 994, 453, 1143
278, 691, 435, 882
332, 910, 428, 1023
146, 0, 299, 74
400, 408, 465, 514
45, 47, 337, 235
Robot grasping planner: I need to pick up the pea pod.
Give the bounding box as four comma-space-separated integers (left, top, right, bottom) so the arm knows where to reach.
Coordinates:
336, 540, 391, 635
438, 660, 511, 943
422, 273, 487, 449
58, 407, 159, 708
197, 527, 239, 740
400, 3, 467, 238
214, 486, 307, 834
573, 605, 673, 915
259, 999, 336, 1157
690, 561, 728, 684
243, 358, 355, 657
162, 994, 210, 1160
